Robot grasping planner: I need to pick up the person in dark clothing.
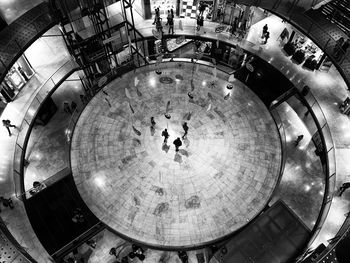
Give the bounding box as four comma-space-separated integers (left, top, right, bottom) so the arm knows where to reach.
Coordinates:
196, 15, 201, 31
162, 128, 169, 143
155, 16, 163, 33
168, 15, 174, 34
339, 182, 350, 196
2, 119, 16, 137
178, 251, 188, 263
198, 1, 207, 16
264, 31, 270, 44
199, 15, 204, 28
153, 7, 160, 24
130, 244, 145, 261
262, 24, 268, 37
18, 66, 29, 81
182, 122, 189, 139
151, 117, 156, 128
173, 137, 182, 152
0, 196, 14, 210
231, 17, 238, 35
294, 135, 304, 146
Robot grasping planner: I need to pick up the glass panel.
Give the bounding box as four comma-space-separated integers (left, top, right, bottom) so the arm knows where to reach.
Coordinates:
38, 79, 55, 98
24, 98, 40, 124
51, 61, 77, 84
311, 102, 327, 128
13, 144, 23, 174
322, 124, 334, 152
16, 121, 29, 147
327, 148, 336, 177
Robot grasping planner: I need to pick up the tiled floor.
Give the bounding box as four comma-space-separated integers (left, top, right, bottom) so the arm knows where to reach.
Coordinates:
0, 6, 349, 263
71, 63, 282, 247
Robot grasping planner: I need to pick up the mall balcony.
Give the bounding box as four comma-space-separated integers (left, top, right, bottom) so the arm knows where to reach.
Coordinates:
0, 0, 349, 262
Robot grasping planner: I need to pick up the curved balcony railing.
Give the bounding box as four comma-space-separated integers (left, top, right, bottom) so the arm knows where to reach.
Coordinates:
13, 59, 79, 200
11, 40, 336, 263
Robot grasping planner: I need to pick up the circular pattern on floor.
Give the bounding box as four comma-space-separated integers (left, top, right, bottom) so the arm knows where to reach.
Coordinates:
71, 62, 282, 248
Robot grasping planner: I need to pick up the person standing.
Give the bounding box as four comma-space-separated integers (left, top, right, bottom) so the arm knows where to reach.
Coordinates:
2, 119, 16, 137
162, 128, 169, 143
173, 137, 182, 152
182, 122, 189, 139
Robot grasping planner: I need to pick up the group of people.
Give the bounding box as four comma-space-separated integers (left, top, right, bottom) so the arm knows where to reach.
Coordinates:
0, 196, 14, 212
109, 244, 145, 262
63, 101, 78, 114
161, 122, 189, 152
153, 7, 175, 35
334, 37, 350, 61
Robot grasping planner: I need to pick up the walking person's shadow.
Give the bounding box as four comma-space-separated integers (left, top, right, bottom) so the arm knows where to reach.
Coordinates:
174, 152, 182, 163
162, 143, 170, 153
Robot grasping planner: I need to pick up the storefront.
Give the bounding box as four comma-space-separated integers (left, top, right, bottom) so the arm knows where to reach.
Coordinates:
0, 54, 34, 102
282, 27, 325, 71
151, 0, 179, 16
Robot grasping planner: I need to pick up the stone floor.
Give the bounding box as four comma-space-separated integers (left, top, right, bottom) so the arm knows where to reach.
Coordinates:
71, 63, 282, 247
0, 7, 349, 263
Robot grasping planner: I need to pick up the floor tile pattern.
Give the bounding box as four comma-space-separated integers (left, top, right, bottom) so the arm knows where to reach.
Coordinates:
71, 63, 282, 247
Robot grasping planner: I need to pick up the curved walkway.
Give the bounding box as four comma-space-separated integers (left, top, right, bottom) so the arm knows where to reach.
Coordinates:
0, 11, 349, 263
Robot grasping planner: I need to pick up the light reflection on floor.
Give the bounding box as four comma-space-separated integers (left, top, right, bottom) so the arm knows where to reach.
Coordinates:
0, 7, 349, 263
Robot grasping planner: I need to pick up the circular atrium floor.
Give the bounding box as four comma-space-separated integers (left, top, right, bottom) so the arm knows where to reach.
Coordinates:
71, 62, 282, 248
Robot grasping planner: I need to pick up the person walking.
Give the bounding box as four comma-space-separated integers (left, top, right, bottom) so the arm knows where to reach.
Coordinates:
2, 119, 16, 137
339, 182, 350, 196
198, 1, 207, 16
168, 14, 174, 34
182, 122, 189, 139
264, 31, 270, 44
162, 128, 169, 143
294, 135, 304, 146
155, 16, 163, 34
153, 7, 160, 25
173, 137, 182, 152
262, 24, 268, 37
